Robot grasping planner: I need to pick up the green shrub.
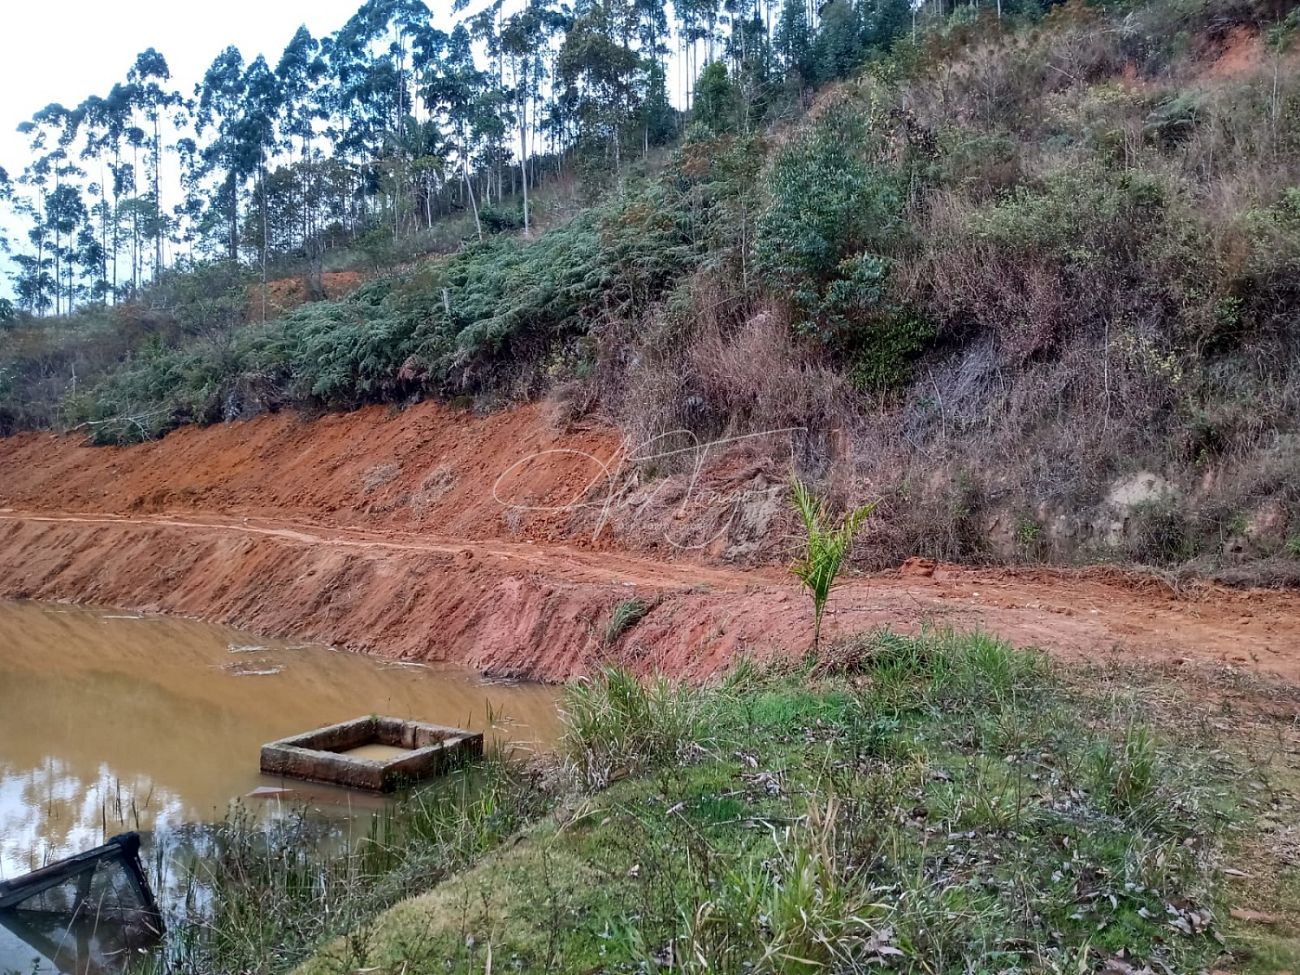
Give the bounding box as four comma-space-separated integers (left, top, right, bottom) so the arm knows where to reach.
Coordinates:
789, 473, 877, 650
478, 203, 525, 234
846, 311, 935, 392
755, 111, 904, 342
693, 60, 739, 134
1089, 723, 1161, 815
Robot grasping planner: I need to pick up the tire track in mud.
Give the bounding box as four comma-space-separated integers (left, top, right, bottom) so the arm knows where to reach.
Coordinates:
2, 509, 1299, 683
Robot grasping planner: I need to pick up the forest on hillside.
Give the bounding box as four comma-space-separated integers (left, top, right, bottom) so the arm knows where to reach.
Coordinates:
3, 0, 1300, 580
0, 0, 932, 315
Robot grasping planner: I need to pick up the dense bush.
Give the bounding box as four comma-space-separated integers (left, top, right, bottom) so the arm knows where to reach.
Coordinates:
753, 108, 935, 388
919, 166, 1213, 361
755, 112, 903, 335
65, 152, 734, 442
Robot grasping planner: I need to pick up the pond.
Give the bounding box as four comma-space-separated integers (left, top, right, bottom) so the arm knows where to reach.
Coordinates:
0, 601, 563, 973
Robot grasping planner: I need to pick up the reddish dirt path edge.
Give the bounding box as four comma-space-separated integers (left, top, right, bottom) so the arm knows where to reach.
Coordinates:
1, 509, 1298, 683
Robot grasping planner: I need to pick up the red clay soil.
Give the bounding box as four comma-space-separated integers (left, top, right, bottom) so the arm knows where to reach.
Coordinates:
1198, 24, 1300, 82
2, 402, 1300, 682
247, 270, 366, 320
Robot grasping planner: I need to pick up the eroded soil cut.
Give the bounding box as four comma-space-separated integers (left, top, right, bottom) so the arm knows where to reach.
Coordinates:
1, 402, 1299, 681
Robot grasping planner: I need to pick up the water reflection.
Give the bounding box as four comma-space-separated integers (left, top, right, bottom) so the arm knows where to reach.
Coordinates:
0, 601, 562, 973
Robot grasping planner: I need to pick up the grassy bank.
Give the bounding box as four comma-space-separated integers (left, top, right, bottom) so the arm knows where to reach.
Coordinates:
159, 630, 1300, 974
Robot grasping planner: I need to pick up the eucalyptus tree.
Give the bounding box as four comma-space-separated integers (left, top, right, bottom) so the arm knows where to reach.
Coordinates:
0, 166, 30, 313
330, 4, 397, 233
455, 0, 515, 206
11, 149, 52, 314
196, 46, 252, 260
424, 24, 490, 238
775, 0, 815, 88
45, 183, 88, 309
725, 0, 774, 130
77, 84, 136, 297
276, 26, 330, 292
73, 97, 110, 291
127, 49, 182, 278
557, 0, 642, 173
0, 167, 10, 322
241, 55, 285, 313
17, 105, 82, 314
676, 0, 722, 99
501, 0, 564, 232
0, 166, 10, 249
632, 0, 674, 151
276, 27, 328, 252
123, 122, 148, 289
864, 0, 912, 50
330, 0, 440, 237
811, 0, 866, 83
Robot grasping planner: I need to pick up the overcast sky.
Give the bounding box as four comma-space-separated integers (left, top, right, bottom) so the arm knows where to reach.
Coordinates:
0, 0, 380, 168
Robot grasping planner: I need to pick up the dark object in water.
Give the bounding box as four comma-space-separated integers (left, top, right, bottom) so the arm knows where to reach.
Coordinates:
0, 832, 163, 974
261, 715, 484, 792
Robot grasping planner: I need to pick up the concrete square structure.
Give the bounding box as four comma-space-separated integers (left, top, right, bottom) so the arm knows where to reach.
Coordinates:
260, 716, 484, 793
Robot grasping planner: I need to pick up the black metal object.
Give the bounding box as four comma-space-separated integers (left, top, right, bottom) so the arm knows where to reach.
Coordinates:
0, 832, 160, 922
0, 832, 163, 974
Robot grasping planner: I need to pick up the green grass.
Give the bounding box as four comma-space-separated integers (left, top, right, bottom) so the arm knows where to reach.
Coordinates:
130, 629, 1299, 974
560, 665, 713, 790
604, 598, 652, 645
280, 629, 1300, 975
147, 755, 545, 975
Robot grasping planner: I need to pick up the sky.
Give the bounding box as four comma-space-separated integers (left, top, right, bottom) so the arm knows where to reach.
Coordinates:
0, 0, 447, 301
0, 0, 377, 168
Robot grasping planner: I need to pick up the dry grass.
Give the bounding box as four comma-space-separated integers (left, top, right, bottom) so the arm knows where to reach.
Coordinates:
592, 3, 1300, 581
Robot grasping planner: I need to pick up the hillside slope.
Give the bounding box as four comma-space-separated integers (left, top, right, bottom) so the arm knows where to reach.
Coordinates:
4, 0, 1300, 583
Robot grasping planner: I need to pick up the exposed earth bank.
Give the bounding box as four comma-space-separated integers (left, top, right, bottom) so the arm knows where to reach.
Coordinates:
1, 403, 1299, 681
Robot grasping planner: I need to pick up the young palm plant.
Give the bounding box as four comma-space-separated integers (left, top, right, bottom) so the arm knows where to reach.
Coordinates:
789, 473, 877, 652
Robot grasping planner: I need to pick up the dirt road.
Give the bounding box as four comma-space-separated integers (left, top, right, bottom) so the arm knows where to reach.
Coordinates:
2, 506, 1297, 682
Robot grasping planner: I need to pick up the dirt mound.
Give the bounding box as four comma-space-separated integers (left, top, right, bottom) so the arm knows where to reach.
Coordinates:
1198, 24, 1300, 82
0, 402, 624, 543
0, 402, 794, 562
3, 403, 1300, 682
246, 270, 366, 320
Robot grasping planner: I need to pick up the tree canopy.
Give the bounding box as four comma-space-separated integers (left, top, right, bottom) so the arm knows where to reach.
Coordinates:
0, 0, 924, 313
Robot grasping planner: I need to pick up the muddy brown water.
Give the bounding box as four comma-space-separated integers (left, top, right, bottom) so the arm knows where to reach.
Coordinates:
0, 600, 563, 884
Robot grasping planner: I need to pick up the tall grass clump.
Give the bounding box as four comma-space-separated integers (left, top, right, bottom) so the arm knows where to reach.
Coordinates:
1089, 721, 1162, 816
561, 666, 715, 789
848, 628, 1045, 713
158, 756, 546, 975
604, 598, 651, 645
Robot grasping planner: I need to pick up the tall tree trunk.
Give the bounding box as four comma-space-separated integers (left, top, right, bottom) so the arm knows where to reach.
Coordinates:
463, 152, 483, 241
260, 152, 269, 322
518, 78, 530, 236
99, 161, 109, 294
229, 173, 239, 263
153, 114, 164, 277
